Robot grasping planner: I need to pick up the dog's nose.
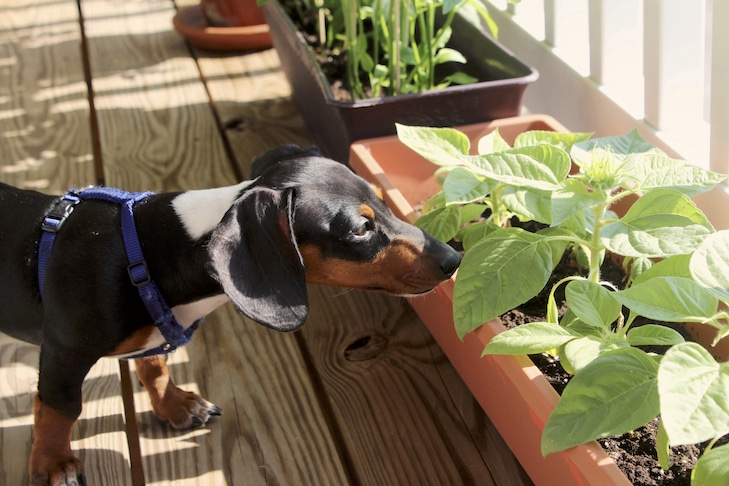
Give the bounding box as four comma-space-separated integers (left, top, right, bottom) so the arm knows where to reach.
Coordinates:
440, 247, 461, 278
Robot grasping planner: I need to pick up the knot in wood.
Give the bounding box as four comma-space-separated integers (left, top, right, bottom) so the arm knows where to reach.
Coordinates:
343, 334, 388, 362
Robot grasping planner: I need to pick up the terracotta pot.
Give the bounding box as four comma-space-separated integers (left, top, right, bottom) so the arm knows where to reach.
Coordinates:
201, 0, 266, 27
173, 0, 272, 51
262, 0, 538, 163
349, 115, 631, 486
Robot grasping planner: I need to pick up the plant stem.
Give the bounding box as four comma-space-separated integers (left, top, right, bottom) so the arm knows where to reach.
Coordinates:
489, 185, 511, 228
392, 0, 402, 95
427, 3, 435, 90
704, 435, 721, 455
587, 201, 610, 283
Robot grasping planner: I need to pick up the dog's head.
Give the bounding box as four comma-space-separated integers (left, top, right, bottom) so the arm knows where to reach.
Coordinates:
208, 145, 461, 332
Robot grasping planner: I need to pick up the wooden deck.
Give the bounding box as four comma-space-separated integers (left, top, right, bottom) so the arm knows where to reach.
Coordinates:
0, 1, 533, 484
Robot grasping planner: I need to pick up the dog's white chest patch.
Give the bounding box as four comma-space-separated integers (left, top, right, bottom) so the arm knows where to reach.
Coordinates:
171, 294, 230, 326
112, 294, 229, 359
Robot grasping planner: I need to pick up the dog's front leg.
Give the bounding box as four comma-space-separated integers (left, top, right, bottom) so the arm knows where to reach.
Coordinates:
134, 355, 221, 429
29, 345, 96, 486
29, 395, 85, 486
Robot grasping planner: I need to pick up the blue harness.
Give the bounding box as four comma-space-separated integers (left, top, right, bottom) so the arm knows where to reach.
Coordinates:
38, 187, 199, 359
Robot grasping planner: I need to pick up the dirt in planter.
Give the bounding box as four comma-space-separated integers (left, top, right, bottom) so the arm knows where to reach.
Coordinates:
503, 310, 701, 486
500, 252, 702, 486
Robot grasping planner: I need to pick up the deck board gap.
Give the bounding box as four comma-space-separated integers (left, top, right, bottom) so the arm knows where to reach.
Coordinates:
74, 0, 106, 186
119, 360, 147, 486
293, 331, 362, 486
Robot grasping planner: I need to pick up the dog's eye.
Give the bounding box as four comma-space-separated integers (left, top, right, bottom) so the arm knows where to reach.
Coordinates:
352, 220, 372, 238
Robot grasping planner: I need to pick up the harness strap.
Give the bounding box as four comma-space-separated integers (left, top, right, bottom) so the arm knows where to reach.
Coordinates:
39, 188, 199, 359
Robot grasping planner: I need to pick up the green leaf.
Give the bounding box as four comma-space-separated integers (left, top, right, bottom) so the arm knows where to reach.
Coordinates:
453, 228, 556, 337
459, 204, 487, 224
396, 124, 470, 166
359, 44, 375, 71
477, 128, 511, 155
629, 153, 726, 196
626, 325, 685, 346
614, 276, 718, 323
691, 230, 729, 302
565, 280, 622, 329
502, 186, 552, 223
572, 129, 660, 165
433, 47, 467, 65
431, 25, 453, 50
542, 347, 659, 455
442, 72, 477, 85
539, 227, 572, 268
561, 336, 630, 374
465, 145, 570, 191
442, 167, 495, 205
562, 313, 608, 339
628, 256, 653, 283
513, 130, 593, 152
551, 179, 606, 226
442, 0, 461, 15
658, 342, 729, 445
602, 189, 714, 258
692, 442, 729, 486
414, 205, 460, 242
459, 221, 499, 252
481, 322, 578, 356
633, 254, 692, 286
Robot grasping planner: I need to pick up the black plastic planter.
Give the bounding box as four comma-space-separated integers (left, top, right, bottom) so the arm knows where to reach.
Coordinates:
263, 0, 539, 163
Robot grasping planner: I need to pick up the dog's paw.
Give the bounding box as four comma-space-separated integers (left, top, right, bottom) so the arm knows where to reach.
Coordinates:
30, 454, 86, 486
154, 386, 222, 430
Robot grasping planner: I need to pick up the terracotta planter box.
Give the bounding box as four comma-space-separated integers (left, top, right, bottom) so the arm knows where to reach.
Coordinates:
263, 0, 538, 163
349, 114, 631, 486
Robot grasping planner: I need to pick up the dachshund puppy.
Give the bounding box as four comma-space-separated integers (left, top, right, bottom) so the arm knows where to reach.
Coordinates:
0, 145, 460, 486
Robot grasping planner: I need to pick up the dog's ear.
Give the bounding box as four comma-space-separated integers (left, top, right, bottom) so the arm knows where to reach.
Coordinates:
208, 186, 307, 332
250, 144, 322, 178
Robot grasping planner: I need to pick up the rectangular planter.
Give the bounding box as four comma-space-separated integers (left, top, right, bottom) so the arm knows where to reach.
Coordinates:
263, 0, 539, 163
349, 114, 631, 486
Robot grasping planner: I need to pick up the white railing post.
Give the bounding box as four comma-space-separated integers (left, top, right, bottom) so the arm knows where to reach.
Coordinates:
710, 0, 729, 173
588, 0, 642, 86
542, 0, 588, 73
643, 0, 704, 130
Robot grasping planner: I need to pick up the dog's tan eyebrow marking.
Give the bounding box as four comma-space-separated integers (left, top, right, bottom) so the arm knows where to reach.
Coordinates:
360, 204, 375, 220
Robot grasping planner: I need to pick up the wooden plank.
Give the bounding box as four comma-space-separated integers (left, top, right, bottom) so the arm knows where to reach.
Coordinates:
130, 305, 351, 485
0, 0, 96, 191
0, 1, 131, 484
0, 334, 38, 485
299, 286, 531, 485
195, 48, 314, 174
80, 0, 235, 192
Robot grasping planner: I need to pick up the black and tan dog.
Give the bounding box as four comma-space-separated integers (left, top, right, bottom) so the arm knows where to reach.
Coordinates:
0, 145, 460, 486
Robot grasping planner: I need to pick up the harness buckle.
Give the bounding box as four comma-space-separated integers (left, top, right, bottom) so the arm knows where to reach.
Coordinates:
127, 260, 152, 286
41, 196, 81, 233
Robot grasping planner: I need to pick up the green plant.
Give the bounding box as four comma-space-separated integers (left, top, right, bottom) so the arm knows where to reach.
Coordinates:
266, 0, 500, 99
396, 123, 729, 484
